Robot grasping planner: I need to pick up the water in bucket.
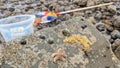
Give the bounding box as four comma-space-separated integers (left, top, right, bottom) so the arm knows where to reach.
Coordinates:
0, 15, 35, 42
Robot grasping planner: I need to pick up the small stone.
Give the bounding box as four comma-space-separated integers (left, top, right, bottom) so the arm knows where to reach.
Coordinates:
25, 0, 32, 4
39, 35, 46, 39
73, 0, 87, 6
48, 39, 54, 44
0, 6, 7, 10
81, 24, 87, 29
109, 39, 114, 44
37, 27, 43, 30
104, 20, 112, 26
106, 26, 114, 32
111, 30, 120, 39
87, 0, 95, 6
96, 24, 105, 31
107, 5, 117, 13
9, 7, 15, 12
0, 40, 2, 44
20, 40, 27, 45
88, 17, 96, 24
10, 0, 18, 2
114, 39, 120, 46
62, 29, 71, 37
114, 46, 120, 60
63, 14, 71, 20
111, 35, 117, 40
113, 16, 120, 29
115, 33, 120, 39
94, 11, 102, 20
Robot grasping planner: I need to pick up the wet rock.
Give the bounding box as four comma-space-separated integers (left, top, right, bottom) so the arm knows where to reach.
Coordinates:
62, 29, 71, 37
107, 5, 117, 13
96, 23, 105, 31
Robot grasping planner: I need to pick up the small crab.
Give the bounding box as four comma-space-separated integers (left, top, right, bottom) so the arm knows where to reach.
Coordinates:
51, 48, 67, 62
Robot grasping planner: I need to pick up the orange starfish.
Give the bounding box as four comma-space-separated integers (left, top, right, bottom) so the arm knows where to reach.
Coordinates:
51, 48, 67, 62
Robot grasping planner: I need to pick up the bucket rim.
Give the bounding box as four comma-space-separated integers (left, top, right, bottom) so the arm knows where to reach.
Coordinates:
0, 15, 35, 27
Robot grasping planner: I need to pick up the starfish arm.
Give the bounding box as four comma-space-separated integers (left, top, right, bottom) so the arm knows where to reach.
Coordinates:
60, 57, 66, 61
51, 53, 58, 58
53, 56, 60, 62
61, 53, 67, 58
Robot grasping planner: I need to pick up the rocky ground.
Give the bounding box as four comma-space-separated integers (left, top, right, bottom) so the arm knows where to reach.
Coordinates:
0, 0, 120, 68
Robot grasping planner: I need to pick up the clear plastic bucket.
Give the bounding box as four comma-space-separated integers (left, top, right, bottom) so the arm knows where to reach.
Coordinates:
0, 15, 35, 42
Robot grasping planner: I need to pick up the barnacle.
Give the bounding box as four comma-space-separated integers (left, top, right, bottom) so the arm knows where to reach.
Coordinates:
64, 34, 93, 51
51, 48, 67, 62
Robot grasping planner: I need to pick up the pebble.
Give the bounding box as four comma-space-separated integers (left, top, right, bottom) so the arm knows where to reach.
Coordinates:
81, 24, 87, 29
104, 20, 112, 26
62, 29, 71, 37
106, 26, 114, 32
8, 7, 15, 12
10, 0, 18, 2
107, 5, 117, 13
87, 0, 95, 6
94, 11, 102, 20
111, 30, 120, 40
88, 17, 96, 24
63, 14, 71, 20
0, 40, 2, 44
114, 39, 120, 46
109, 39, 114, 44
20, 40, 27, 45
47, 39, 54, 44
39, 35, 46, 40
113, 16, 120, 29
0, 6, 7, 10
73, 0, 87, 6
96, 24, 105, 31
25, 0, 32, 4
114, 46, 120, 60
